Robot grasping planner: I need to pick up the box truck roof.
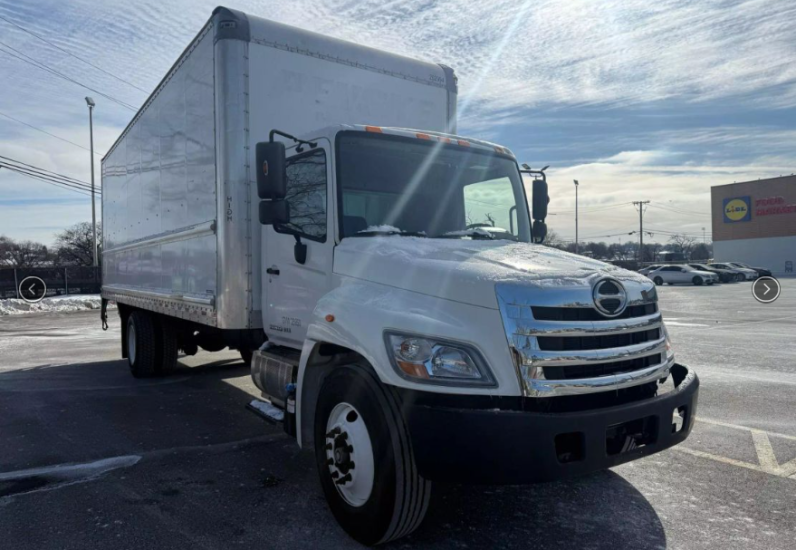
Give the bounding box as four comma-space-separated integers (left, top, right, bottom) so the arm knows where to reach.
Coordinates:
104, 6, 458, 162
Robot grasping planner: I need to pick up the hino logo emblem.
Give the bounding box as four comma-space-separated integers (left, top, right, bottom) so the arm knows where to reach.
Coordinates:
592, 278, 627, 317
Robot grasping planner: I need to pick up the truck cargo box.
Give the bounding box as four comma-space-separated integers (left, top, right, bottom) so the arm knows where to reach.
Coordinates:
101, 6, 457, 330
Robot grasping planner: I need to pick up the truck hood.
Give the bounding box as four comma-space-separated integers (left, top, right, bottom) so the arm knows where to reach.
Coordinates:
333, 237, 653, 309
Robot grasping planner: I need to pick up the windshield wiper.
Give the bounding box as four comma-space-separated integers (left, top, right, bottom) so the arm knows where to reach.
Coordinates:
436, 229, 496, 240
352, 230, 427, 238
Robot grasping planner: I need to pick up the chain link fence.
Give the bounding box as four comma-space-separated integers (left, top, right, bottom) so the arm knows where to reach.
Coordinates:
0, 266, 101, 299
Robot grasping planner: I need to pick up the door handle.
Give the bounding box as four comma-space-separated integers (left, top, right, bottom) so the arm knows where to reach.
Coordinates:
266, 267, 280, 276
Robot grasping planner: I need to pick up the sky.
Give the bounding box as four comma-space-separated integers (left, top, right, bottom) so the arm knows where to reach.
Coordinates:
1, 0, 795, 246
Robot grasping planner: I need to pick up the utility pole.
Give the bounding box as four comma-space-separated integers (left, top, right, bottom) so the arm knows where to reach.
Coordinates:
86, 97, 98, 267
633, 201, 650, 263
573, 180, 579, 254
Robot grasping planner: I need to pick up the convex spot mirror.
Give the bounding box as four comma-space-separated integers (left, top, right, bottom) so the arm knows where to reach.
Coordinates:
256, 141, 287, 199
532, 220, 547, 244
259, 199, 290, 226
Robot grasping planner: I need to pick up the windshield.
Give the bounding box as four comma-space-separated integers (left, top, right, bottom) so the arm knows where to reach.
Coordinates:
336, 132, 531, 241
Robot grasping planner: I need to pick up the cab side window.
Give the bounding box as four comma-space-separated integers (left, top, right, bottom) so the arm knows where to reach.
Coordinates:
276, 149, 327, 242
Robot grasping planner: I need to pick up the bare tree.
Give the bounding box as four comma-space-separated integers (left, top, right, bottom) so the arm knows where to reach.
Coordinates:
0, 235, 13, 266
543, 229, 566, 249
2, 237, 50, 267
54, 222, 101, 266
668, 233, 697, 260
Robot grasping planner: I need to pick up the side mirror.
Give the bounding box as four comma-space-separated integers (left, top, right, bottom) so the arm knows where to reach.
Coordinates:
532, 220, 547, 244
259, 199, 290, 225
256, 142, 287, 199
532, 179, 549, 221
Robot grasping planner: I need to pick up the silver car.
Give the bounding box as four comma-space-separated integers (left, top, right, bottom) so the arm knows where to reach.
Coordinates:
647, 265, 718, 286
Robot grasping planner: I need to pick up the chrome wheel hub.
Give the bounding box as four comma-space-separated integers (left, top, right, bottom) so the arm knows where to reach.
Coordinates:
325, 402, 374, 507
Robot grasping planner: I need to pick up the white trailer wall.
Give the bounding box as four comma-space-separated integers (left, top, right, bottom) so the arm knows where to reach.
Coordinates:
102, 7, 457, 330
102, 24, 218, 323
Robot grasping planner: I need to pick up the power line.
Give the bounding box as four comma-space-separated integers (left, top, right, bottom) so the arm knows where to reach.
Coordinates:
0, 110, 102, 156
647, 204, 710, 217
0, 162, 93, 196
0, 154, 95, 189
552, 202, 634, 214
0, 14, 149, 94
0, 40, 137, 111
0, 154, 100, 198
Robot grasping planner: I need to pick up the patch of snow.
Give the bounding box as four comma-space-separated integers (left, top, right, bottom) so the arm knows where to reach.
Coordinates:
0, 295, 116, 316
359, 225, 405, 234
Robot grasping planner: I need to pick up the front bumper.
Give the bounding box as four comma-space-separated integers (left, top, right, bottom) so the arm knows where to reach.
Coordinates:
403, 363, 698, 484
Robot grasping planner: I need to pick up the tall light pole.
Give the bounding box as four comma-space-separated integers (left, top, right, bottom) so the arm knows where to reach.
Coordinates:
573, 180, 579, 254
85, 97, 98, 267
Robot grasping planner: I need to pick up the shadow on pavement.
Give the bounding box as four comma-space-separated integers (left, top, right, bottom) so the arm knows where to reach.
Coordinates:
0, 351, 667, 549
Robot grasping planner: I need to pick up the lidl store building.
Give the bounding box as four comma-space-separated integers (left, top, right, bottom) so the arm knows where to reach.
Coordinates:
712, 175, 796, 276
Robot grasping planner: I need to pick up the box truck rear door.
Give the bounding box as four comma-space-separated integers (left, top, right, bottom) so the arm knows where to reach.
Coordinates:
263, 142, 333, 347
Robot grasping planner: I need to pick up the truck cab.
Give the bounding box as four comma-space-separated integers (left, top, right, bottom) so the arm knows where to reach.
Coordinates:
252, 123, 699, 544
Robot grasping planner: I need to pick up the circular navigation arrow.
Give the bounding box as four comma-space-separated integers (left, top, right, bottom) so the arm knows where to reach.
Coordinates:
752, 276, 781, 304
18, 275, 48, 303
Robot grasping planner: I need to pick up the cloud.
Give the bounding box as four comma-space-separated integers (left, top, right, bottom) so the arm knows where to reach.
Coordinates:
0, 0, 795, 245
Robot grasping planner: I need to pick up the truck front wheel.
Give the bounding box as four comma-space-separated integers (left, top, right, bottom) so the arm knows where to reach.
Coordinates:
314, 365, 430, 545
127, 311, 158, 378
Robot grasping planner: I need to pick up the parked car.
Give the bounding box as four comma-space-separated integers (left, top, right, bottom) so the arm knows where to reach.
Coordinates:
710, 263, 756, 281
647, 265, 718, 286
688, 263, 739, 283
728, 262, 771, 277
639, 264, 663, 276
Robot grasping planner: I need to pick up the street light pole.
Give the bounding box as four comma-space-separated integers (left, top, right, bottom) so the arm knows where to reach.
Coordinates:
573, 180, 579, 254
86, 97, 98, 267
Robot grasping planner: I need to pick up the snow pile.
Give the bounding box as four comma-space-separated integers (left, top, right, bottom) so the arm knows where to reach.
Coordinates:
0, 295, 116, 316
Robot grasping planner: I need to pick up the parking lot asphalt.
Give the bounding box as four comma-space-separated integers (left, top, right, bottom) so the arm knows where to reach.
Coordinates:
1, 280, 795, 550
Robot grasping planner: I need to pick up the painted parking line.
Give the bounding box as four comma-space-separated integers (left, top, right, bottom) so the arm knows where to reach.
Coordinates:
672, 417, 796, 479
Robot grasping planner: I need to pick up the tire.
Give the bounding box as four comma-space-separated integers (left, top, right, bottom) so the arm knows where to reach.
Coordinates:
653, 276, 663, 286
315, 365, 431, 545
158, 318, 179, 375
693, 276, 703, 286
239, 348, 253, 366
127, 311, 158, 378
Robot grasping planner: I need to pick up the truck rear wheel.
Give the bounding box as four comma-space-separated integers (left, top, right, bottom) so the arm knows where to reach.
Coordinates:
127, 311, 158, 378
158, 318, 179, 375
314, 365, 430, 545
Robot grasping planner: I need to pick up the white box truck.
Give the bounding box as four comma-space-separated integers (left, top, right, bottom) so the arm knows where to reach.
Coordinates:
101, 7, 699, 545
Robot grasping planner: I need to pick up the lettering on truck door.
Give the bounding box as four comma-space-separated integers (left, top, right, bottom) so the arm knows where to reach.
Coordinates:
263, 141, 334, 347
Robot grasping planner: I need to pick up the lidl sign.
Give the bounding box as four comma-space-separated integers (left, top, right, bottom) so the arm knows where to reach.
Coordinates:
723, 196, 751, 223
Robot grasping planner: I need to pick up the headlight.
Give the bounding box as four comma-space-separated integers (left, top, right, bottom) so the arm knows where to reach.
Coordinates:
662, 323, 675, 361
384, 332, 496, 387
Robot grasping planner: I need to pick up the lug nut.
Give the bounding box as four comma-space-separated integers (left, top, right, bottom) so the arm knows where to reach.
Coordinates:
331, 471, 339, 479
335, 473, 352, 485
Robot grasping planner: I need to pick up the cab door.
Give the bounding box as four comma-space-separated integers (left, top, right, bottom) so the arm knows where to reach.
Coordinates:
263, 140, 334, 348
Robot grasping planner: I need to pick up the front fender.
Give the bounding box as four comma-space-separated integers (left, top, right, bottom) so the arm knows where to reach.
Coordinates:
302, 278, 521, 395
294, 278, 521, 448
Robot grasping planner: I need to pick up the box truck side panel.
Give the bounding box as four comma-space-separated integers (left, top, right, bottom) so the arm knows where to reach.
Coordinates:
102, 24, 219, 326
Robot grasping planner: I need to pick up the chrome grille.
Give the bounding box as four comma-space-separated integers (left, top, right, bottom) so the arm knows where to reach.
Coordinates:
496, 280, 671, 397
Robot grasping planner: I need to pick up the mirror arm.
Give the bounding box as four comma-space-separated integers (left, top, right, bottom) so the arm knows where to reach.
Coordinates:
269, 129, 317, 149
